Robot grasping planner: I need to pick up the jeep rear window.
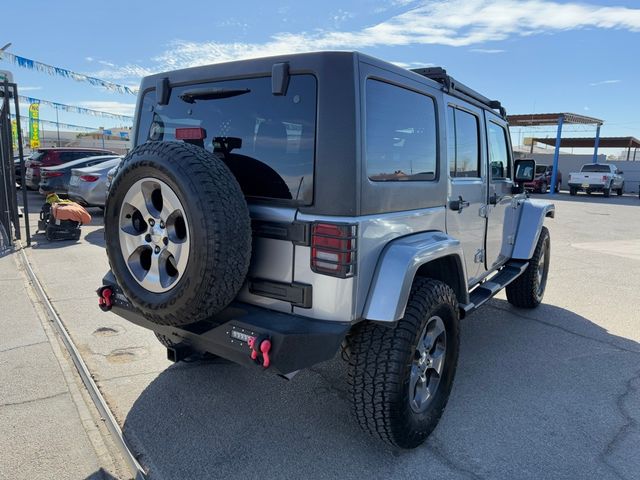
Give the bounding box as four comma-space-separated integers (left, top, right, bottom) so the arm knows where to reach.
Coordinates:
365, 79, 437, 182
138, 75, 317, 204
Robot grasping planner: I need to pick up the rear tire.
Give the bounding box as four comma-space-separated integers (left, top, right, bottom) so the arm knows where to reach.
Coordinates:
506, 226, 550, 309
348, 278, 459, 449
569, 187, 577, 196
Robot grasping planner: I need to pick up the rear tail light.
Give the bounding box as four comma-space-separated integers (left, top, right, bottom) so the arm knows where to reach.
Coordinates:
311, 223, 357, 278
175, 127, 206, 140
602, 175, 609, 181
42, 171, 63, 178
80, 175, 99, 182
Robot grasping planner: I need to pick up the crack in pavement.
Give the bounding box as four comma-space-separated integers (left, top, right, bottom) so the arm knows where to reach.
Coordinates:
307, 366, 348, 401
599, 368, 640, 480
0, 340, 48, 354
426, 440, 486, 480
0, 390, 69, 408
487, 304, 640, 355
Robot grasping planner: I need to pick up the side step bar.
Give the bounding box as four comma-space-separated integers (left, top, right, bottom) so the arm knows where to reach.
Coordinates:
459, 260, 529, 318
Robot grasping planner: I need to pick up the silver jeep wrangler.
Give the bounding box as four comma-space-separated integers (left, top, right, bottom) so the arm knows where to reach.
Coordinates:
99, 51, 553, 449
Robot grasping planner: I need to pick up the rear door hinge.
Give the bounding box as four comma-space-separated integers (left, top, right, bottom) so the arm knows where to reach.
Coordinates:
474, 249, 485, 263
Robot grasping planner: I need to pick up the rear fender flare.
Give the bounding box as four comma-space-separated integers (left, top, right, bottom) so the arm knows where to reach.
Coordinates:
363, 232, 467, 323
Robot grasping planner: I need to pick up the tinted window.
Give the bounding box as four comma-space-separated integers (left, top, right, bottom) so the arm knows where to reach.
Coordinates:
581, 164, 610, 172
139, 75, 317, 204
488, 122, 510, 179
366, 79, 437, 181
447, 107, 480, 177
535, 165, 548, 175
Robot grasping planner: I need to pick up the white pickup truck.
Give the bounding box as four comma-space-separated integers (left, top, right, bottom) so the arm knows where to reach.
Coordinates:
568, 163, 624, 197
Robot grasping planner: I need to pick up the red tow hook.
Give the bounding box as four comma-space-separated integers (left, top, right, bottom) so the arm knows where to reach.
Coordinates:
97, 287, 113, 312
248, 334, 272, 369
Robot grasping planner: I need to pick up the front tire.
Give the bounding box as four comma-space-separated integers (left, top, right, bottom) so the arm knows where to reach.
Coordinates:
506, 226, 550, 308
348, 278, 459, 449
617, 184, 624, 196
603, 185, 611, 197
569, 187, 577, 196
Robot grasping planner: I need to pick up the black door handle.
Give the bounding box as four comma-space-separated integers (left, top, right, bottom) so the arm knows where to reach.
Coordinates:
449, 195, 470, 211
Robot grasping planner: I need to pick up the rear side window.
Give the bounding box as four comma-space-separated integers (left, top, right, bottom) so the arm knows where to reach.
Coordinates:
365, 79, 437, 181
139, 75, 317, 204
581, 164, 610, 172
487, 122, 511, 179
60, 152, 89, 162
447, 106, 480, 178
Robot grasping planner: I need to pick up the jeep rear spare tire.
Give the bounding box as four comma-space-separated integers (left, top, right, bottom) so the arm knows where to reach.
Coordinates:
105, 141, 251, 326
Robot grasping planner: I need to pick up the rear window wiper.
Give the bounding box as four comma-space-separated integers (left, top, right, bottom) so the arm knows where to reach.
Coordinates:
179, 88, 250, 103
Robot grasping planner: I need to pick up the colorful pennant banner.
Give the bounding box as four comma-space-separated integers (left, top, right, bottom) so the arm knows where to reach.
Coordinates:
19, 95, 133, 121
10, 114, 119, 133
1, 52, 138, 95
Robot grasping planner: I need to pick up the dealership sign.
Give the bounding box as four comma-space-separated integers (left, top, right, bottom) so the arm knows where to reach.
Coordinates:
29, 103, 40, 149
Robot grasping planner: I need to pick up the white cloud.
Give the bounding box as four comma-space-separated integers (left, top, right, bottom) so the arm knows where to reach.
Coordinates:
589, 79, 621, 86
470, 48, 506, 53
20, 86, 42, 92
392, 60, 435, 69
76, 101, 136, 116
93, 1, 640, 80
85, 56, 94, 62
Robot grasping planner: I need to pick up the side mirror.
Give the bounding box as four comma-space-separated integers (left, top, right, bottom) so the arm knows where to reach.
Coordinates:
618, 170, 623, 174
514, 159, 536, 183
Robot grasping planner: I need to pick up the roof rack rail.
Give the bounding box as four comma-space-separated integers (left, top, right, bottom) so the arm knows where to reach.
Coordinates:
411, 67, 507, 118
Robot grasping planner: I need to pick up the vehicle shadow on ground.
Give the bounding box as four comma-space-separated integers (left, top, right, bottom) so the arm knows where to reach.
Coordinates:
28, 233, 81, 249
530, 191, 640, 206
122, 300, 640, 480
84, 227, 106, 247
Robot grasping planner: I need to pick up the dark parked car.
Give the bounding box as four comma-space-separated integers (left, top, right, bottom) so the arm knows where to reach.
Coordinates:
39, 155, 121, 195
24, 147, 114, 190
523, 164, 562, 193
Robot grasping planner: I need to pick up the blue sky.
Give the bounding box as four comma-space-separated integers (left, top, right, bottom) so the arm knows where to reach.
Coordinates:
2, 0, 640, 154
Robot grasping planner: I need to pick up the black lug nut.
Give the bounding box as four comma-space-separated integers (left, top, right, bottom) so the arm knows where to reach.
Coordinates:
163, 237, 168, 246
149, 219, 155, 226
145, 234, 151, 242
154, 246, 160, 254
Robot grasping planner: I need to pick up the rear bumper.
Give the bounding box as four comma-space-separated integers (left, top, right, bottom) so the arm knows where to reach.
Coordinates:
568, 182, 606, 191
99, 272, 350, 375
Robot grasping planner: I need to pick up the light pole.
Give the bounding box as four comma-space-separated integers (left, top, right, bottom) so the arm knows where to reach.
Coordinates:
0, 43, 12, 61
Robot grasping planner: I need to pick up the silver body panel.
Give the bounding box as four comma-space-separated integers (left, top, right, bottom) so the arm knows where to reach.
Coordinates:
294, 206, 446, 322
237, 205, 297, 314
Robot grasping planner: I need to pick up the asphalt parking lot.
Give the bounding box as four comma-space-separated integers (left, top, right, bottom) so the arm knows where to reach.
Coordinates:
18, 190, 640, 480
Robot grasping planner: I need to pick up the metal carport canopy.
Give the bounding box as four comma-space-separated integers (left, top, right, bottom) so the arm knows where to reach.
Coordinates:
531, 136, 640, 161
507, 113, 604, 127
507, 112, 605, 194
528, 136, 640, 149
